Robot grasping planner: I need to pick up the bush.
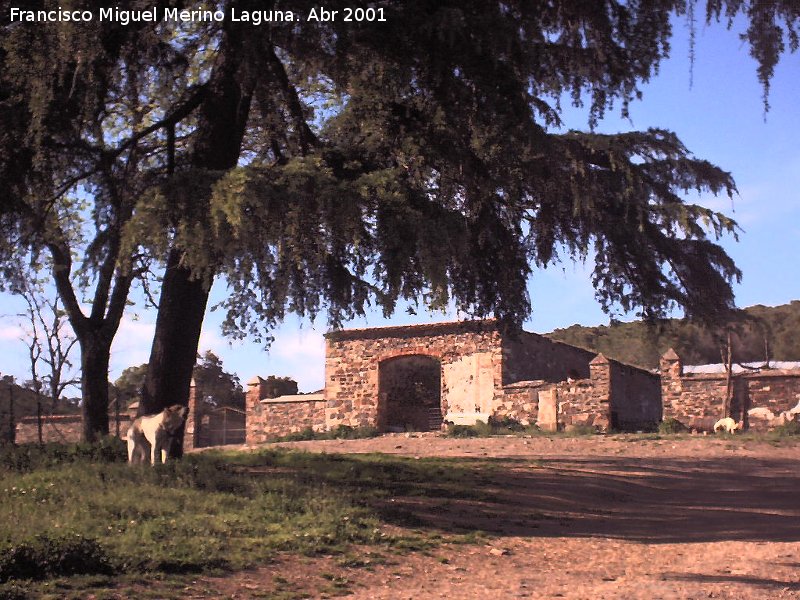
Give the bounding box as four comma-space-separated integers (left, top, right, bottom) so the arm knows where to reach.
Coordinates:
272, 425, 379, 443
769, 420, 800, 437
487, 416, 526, 432
445, 420, 493, 438
658, 418, 689, 434
0, 534, 113, 583
0, 437, 127, 473
564, 424, 598, 436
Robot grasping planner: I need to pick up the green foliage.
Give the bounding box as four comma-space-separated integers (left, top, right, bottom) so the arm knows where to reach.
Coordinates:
767, 421, 800, 438
549, 300, 800, 368
658, 418, 691, 434
272, 425, 380, 442
0, 534, 112, 583
192, 351, 245, 409
0, 437, 126, 474
113, 364, 149, 409
446, 418, 538, 438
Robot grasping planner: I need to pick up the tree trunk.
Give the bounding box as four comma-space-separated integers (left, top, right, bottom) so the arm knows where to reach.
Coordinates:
80, 336, 112, 441
141, 23, 253, 458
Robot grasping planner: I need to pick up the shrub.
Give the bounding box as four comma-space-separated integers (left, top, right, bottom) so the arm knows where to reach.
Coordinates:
564, 424, 597, 436
0, 534, 112, 583
658, 418, 689, 434
487, 416, 526, 432
445, 420, 493, 438
769, 420, 800, 437
281, 427, 317, 442
0, 437, 127, 473
271, 425, 379, 442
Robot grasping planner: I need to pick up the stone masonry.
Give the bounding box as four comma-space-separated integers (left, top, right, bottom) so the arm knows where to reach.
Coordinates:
246, 320, 663, 439
660, 349, 800, 430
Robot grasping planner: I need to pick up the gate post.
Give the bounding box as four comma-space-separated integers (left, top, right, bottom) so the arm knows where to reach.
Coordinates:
184, 378, 201, 451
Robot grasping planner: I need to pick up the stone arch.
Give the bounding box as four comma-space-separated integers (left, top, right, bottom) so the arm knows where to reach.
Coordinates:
377, 354, 443, 432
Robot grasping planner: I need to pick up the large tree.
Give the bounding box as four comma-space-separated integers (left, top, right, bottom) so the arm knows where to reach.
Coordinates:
0, 3, 203, 439
2, 1, 798, 442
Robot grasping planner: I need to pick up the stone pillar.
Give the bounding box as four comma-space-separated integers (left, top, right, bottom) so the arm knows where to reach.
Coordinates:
246, 376, 266, 446
589, 354, 611, 430
659, 349, 682, 421
184, 378, 201, 451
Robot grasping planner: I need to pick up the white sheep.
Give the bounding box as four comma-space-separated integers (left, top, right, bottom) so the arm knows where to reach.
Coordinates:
747, 406, 775, 421
713, 417, 743, 434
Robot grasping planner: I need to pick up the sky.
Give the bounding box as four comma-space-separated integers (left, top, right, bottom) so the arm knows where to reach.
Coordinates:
1, 14, 799, 394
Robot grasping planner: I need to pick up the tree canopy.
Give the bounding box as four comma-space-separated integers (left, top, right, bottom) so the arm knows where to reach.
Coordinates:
1, 1, 798, 439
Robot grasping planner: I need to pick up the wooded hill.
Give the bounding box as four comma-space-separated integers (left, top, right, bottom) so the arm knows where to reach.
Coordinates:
547, 301, 800, 370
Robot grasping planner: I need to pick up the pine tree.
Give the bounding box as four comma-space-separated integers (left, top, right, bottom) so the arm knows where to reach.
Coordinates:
1, 1, 797, 441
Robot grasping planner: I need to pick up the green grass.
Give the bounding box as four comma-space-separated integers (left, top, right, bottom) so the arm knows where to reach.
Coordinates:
269, 424, 380, 443
0, 441, 493, 596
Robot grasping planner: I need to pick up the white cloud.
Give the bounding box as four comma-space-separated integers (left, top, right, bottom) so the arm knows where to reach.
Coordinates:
109, 316, 156, 377
0, 323, 24, 341
270, 328, 325, 362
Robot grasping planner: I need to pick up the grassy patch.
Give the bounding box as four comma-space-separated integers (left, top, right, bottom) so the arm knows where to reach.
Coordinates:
0, 442, 493, 595
269, 425, 380, 443
445, 417, 540, 438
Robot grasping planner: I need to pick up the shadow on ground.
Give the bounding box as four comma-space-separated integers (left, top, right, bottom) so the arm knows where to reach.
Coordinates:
369, 454, 800, 544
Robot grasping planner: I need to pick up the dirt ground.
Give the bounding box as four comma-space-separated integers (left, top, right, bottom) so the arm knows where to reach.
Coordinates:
197, 434, 800, 599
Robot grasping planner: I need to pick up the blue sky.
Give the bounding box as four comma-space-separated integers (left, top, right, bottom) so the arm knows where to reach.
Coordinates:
1, 16, 799, 393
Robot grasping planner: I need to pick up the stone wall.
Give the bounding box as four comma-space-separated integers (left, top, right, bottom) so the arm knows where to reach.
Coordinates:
502, 331, 595, 384
15, 413, 132, 444
246, 377, 325, 443
660, 349, 800, 430
245, 320, 663, 441
324, 321, 503, 430
492, 380, 545, 425
492, 354, 660, 432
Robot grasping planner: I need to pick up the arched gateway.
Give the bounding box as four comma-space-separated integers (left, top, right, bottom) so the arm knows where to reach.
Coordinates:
378, 355, 442, 432
245, 320, 663, 444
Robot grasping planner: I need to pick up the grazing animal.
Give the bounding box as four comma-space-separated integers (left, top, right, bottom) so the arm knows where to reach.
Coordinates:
747, 406, 776, 421
126, 405, 188, 465
788, 399, 800, 416
713, 417, 742, 434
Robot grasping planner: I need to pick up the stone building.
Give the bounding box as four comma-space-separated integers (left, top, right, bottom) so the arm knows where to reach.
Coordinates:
660, 349, 800, 430
246, 320, 662, 442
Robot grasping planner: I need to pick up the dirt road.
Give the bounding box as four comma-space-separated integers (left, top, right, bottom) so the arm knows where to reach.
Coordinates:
203, 434, 800, 599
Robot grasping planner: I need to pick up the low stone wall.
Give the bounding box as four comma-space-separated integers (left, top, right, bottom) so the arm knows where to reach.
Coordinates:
660, 350, 800, 430
492, 380, 545, 425
15, 414, 132, 444
246, 377, 326, 444
492, 354, 659, 432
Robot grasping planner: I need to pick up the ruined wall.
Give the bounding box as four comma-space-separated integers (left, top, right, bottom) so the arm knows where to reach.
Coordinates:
660, 350, 800, 430
324, 321, 503, 430
492, 354, 660, 432
244, 320, 662, 441
492, 380, 546, 425
246, 377, 325, 443
502, 331, 595, 384
15, 414, 132, 444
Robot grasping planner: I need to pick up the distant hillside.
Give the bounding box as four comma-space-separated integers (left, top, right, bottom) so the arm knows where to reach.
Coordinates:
547, 301, 800, 370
